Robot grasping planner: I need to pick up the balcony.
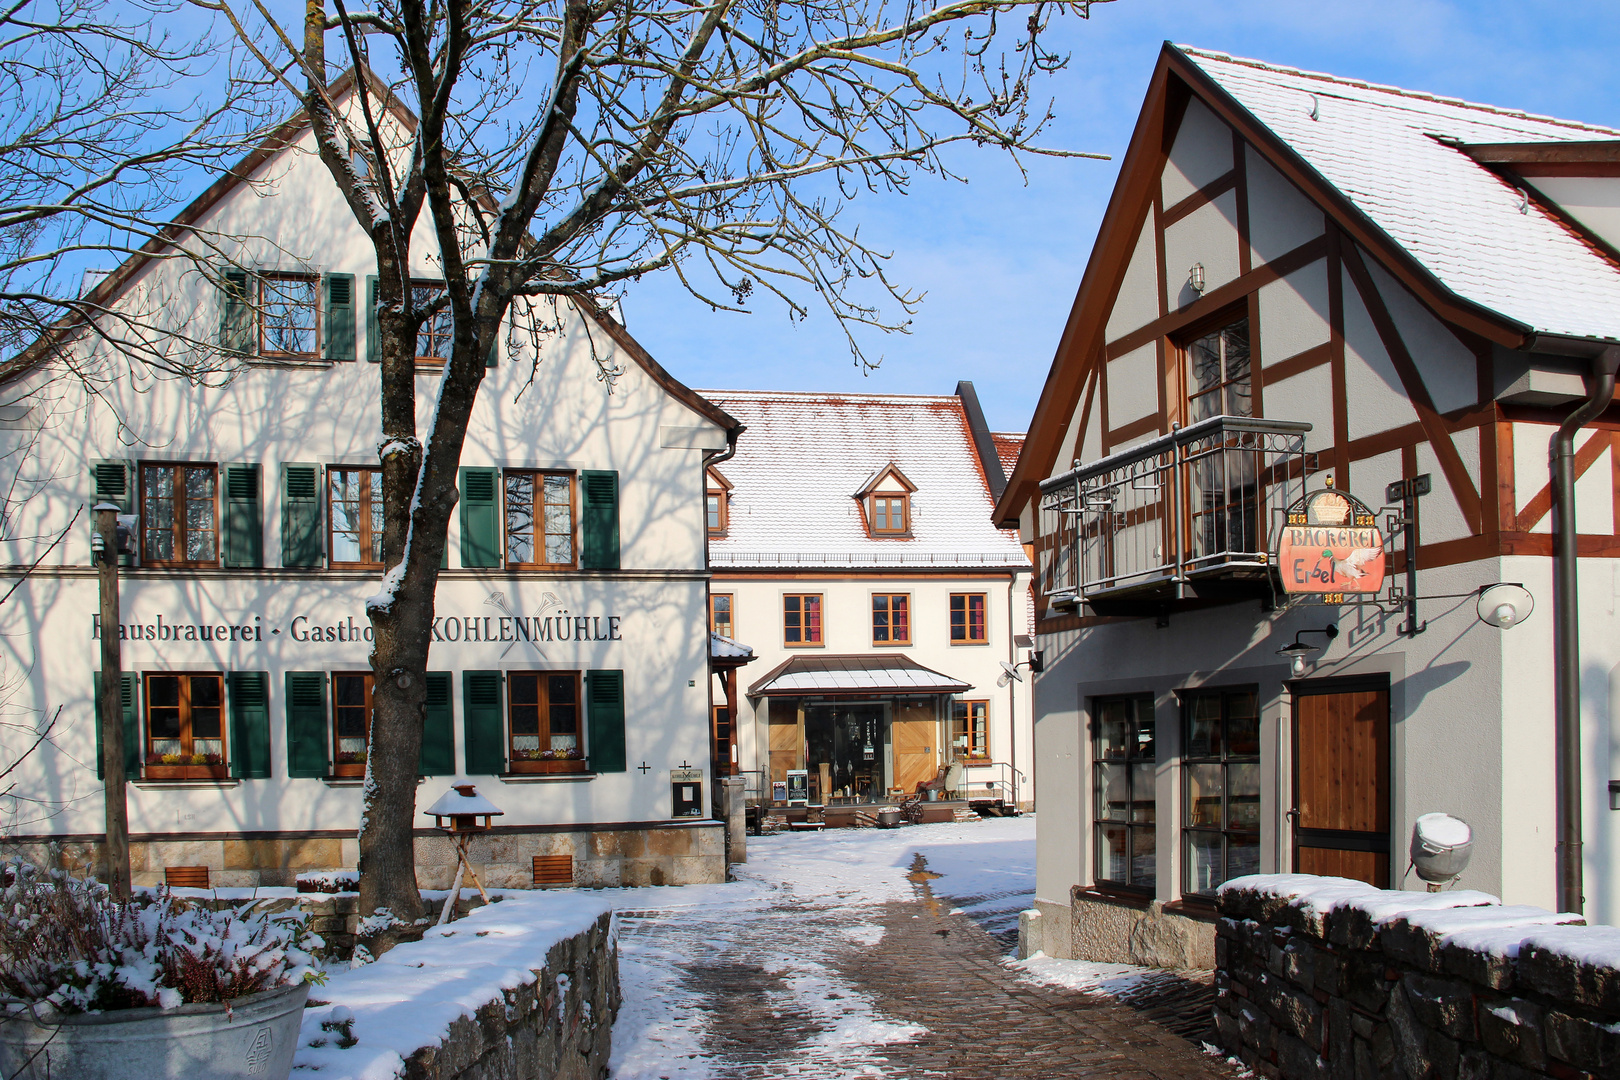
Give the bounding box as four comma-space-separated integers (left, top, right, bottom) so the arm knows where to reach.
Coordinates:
1038, 416, 1314, 617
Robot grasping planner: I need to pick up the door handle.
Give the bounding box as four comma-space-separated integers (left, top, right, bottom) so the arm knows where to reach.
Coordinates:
1285, 808, 1300, 823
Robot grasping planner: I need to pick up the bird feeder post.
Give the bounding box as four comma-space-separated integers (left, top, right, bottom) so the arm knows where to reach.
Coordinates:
424, 783, 504, 923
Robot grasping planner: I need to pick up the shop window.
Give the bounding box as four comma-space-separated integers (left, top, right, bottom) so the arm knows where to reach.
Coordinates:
949, 592, 987, 644
331, 672, 374, 776
1182, 687, 1261, 895
504, 470, 575, 568
1184, 315, 1251, 424
144, 673, 227, 778
140, 463, 218, 566
258, 272, 321, 358
871, 593, 910, 645
1093, 694, 1156, 892
783, 593, 823, 646
710, 593, 734, 638
952, 699, 989, 761
412, 281, 453, 365
508, 671, 583, 769
329, 467, 383, 567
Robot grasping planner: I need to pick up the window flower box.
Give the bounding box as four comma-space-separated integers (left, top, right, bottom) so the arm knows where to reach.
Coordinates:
509, 758, 588, 775
332, 751, 367, 778
143, 753, 227, 781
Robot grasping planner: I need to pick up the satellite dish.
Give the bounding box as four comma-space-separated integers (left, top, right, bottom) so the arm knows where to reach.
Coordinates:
999, 661, 1022, 684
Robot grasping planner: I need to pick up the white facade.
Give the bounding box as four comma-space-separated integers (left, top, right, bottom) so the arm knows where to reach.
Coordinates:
701, 389, 1035, 810
0, 83, 738, 887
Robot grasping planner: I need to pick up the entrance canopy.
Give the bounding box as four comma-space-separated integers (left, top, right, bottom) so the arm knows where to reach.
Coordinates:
747, 653, 972, 697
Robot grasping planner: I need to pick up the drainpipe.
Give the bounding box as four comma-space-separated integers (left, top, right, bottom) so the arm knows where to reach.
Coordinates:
1549, 345, 1619, 915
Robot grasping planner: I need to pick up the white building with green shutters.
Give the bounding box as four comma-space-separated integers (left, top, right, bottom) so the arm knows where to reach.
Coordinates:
0, 73, 740, 890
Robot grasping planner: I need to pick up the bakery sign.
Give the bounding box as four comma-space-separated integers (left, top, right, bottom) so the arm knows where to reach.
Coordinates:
1274, 488, 1387, 604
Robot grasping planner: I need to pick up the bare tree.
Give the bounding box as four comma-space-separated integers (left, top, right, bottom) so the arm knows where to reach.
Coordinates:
206, 0, 1111, 942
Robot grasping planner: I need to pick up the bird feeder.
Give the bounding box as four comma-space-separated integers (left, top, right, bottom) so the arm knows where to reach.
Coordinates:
423, 784, 504, 921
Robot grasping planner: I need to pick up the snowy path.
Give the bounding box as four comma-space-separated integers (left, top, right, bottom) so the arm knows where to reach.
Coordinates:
600, 818, 1238, 1080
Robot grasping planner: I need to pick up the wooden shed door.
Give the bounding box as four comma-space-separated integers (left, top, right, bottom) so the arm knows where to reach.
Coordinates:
891, 702, 938, 795
1292, 679, 1390, 887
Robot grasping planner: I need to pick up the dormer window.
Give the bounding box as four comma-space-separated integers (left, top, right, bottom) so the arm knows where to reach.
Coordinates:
706, 467, 732, 537
854, 463, 916, 538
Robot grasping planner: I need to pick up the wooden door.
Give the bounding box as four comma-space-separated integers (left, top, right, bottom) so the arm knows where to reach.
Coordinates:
768, 700, 801, 785
1292, 679, 1390, 887
891, 702, 938, 794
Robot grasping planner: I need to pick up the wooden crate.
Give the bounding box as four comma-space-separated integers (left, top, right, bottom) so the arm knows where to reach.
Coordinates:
164, 865, 210, 889
532, 855, 573, 886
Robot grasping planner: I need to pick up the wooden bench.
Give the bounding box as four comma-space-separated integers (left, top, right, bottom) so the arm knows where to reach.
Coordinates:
532, 855, 573, 886
164, 866, 210, 889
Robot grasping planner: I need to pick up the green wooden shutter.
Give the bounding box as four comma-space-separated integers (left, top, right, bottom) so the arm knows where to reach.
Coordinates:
586, 669, 625, 773
285, 671, 329, 778
228, 672, 271, 779
222, 463, 262, 568
89, 458, 136, 566
459, 467, 500, 568
281, 462, 322, 567
93, 672, 139, 780
421, 672, 455, 776
463, 671, 504, 775
220, 270, 252, 355
365, 275, 379, 362
324, 273, 356, 361
581, 470, 620, 570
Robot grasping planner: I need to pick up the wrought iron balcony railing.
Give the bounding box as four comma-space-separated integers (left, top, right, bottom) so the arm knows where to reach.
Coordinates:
1037, 416, 1314, 611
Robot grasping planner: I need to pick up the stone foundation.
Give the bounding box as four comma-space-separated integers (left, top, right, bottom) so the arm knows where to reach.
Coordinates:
1215, 874, 1620, 1080
5, 821, 724, 889
1066, 887, 1216, 969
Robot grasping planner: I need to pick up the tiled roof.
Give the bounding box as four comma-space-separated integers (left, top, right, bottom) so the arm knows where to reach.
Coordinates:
1182, 46, 1620, 340
991, 433, 1024, 477
701, 391, 1029, 569
747, 654, 973, 696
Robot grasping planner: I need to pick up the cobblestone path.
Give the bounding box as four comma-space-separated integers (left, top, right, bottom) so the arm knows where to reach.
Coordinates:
611, 856, 1239, 1080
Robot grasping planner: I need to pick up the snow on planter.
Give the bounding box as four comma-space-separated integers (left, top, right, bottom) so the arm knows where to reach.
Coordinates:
294, 889, 617, 1079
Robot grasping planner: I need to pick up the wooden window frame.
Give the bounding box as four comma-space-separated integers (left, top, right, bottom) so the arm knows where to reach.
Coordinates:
868, 493, 910, 536
783, 593, 824, 647
139, 462, 219, 567
143, 671, 228, 779
503, 469, 577, 570
1181, 686, 1262, 897
327, 466, 384, 568
710, 592, 734, 638
1179, 309, 1253, 426
871, 592, 911, 646
506, 670, 585, 769
331, 671, 375, 777
1092, 693, 1156, 894
952, 699, 990, 762
949, 592, 988, 645
257, 271, 321, 359
412, 281, 453, 367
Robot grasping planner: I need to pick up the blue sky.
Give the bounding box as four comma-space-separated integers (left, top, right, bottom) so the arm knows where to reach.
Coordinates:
618, 0, 1620, 432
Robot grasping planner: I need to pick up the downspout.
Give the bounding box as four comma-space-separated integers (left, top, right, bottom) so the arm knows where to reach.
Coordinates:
1549, 345, 1619, 915
702, 426, 744, 789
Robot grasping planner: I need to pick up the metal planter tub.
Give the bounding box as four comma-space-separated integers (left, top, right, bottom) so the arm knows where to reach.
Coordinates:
0, 981, 310, 1080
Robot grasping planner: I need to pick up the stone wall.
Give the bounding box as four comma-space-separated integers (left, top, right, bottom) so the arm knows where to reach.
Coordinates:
1021, 887, 1215, 968
391, 910, 618, 1080
6, 821, 724, 888
1214, 874, 1620, 1079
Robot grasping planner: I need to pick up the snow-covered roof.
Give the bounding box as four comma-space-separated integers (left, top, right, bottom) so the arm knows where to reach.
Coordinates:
423, 786, 504, 818
1182, 46, 1620, 340
700, 390, 1029, 569
748, 653, 973, 697
710, 631, 754, 660
991, 433, 1023, 477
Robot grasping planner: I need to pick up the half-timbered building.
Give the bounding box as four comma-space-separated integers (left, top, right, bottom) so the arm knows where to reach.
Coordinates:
995, 45, 1620, 964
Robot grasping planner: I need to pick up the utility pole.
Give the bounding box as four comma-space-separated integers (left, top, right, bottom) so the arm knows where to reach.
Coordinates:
93, 501, 131, 899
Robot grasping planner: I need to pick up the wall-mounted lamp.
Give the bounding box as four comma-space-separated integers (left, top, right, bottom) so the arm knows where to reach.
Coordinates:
1277, 623, 1339, 677
1188, 263, 1206, 293
1476, 582, 1534, 629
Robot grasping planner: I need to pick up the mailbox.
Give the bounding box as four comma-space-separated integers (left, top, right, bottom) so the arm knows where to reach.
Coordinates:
672, 767, 704, 817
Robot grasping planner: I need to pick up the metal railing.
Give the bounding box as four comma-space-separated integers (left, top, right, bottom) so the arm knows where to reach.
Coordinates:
1038, 416, 1313, 603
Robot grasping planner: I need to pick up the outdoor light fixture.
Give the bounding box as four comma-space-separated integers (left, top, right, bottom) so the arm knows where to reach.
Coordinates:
1277, 624, 1339, 677
1476, 582, 1534, 629
1188, 263, 1206, 293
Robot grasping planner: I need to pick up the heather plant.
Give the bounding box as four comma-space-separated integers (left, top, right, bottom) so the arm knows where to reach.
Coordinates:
0, 856, 319, 1015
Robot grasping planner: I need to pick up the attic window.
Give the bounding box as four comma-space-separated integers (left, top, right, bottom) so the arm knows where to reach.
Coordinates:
855, 463, 916, 538
706, 467, 732, 537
